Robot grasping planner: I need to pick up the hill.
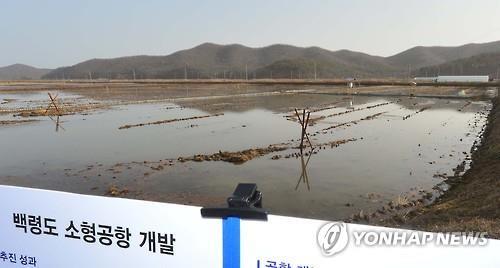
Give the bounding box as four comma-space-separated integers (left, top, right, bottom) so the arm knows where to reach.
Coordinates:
0, 64, 52, 80
415, 52, 500, 78
42, 40, 500, 79
387, 40, 500, 69
43, 43, 398, 79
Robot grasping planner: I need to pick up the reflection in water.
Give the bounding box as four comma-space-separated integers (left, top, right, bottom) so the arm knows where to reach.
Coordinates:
295, 149, 314, 191
48, 115, 65, 132
347, 99, 354, 110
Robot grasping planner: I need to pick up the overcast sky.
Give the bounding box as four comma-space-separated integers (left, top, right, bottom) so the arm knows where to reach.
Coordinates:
2, 0, 500, 68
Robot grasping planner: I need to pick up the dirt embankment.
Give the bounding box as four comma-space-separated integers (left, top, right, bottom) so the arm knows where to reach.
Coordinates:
118, 113, 224, 129
0, 119, 38, 126
178, 145, 289, 164
388, 96, 500, 238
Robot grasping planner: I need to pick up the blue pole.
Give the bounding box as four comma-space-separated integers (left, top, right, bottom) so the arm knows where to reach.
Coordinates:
222, 216, 240, 268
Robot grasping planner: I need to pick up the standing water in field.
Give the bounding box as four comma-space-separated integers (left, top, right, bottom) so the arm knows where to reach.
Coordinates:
0, 89, 491, 220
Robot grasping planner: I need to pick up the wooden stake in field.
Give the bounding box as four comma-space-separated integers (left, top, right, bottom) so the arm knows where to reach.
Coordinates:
46, 92, 61, 116
45, 92, 65, 132
294, 108, 313, 154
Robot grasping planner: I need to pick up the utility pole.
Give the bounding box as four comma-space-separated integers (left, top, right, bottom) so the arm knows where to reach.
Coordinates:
184, 64, 188, 80
245, 65, 248, 80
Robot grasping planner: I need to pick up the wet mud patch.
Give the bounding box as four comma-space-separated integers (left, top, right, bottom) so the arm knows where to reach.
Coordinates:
118, 113, 224, 129
178, 144, 289, 164
302, 101, 393, 125
319, 112, 387, 132
0, 119, 38, 126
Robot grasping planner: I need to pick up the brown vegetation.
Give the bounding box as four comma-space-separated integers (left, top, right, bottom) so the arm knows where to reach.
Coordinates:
178, 145, 288, 164
107, 185, 129, 197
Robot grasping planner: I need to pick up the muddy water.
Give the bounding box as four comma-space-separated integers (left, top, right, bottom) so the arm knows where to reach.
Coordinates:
0, 90, 490, 220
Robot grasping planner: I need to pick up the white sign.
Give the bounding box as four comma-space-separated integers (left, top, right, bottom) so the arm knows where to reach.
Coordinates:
0, 186, 499, 267
0, 186, 222, 267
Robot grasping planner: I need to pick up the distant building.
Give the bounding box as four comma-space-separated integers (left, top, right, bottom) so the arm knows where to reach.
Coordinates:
413, 76, 490, 83
436, 76, 489, 83
346, 77, 357, 88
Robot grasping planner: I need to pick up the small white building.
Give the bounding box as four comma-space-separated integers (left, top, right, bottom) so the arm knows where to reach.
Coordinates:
436, 76, 489, 83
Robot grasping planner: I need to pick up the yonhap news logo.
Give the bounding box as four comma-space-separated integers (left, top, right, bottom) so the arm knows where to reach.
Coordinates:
316, 222, 349, 256
317, 222, 488, 257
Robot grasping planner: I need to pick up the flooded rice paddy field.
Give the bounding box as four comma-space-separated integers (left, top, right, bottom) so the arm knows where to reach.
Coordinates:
0, 85, 493, 221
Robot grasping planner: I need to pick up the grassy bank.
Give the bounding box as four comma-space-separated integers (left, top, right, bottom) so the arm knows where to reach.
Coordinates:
394, 95, 500, 238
